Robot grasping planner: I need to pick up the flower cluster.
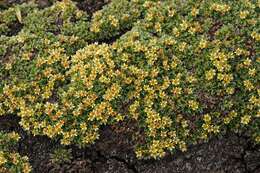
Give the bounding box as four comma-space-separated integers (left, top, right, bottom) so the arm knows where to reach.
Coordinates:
0, 0, 259, 161
111, 0, 260, 158
90, 0, 145, 39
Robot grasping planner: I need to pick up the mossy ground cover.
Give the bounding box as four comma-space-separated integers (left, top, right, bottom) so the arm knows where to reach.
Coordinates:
0, 0, 259, 172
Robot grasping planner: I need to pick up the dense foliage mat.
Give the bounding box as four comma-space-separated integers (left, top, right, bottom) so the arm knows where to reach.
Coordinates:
0, 1, 259, 171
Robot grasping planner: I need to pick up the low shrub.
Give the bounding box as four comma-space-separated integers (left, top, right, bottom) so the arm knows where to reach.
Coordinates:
0, 0, 259, 160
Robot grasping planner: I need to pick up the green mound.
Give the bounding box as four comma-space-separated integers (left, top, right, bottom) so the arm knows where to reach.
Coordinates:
0, 0, 259, 162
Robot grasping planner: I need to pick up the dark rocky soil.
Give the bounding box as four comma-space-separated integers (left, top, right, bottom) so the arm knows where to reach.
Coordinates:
0, 115, 260, 173
74, 0, 110, 15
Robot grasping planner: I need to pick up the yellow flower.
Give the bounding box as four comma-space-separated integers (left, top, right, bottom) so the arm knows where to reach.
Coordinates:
185, 88, 193, 94
241, 115, 251, 125
200, 132, 208, 140
162, 59, 170, 70
230, 111, 238, 118
202, 123, 210, 131
203, 114, 211, 123
9, 132, 20, 141
22, 161, 32, 173
248, 68, 256, 76
181, 120, 188, 128
256, 136, 260, 143
239, 11, 249, 19
135, 148, 144, 159
61, 58, 70, 69
161, 77, 170, 90
82, 131, 99, 145
251, 31, 260, 41
249, 95, 259, 105
172, 87, 182, 96
168, 9, 176, 17
150, 79, 158, 86
205, 69, 216, 80
115, 114, 124, 122
149, 140, 165, 158
224, 117, 231, 124
103, 83, 121, 101
235, 48, 243, 56
186, 75, 197, 83
5, 63, 12, 70
211, 3, 231, 14
199, 39, 208, 49
172, 27, 180, 37
172, 78, 180, 86
0, 151, 7, 166
226, 87, 235, 94
213, 125, 220, 134
129, 101, 139, 120
222, 74, 233, 85
160, 100, 167, 108
171, 58, 179, 69
164, 38, 176, 46
191, 8, 199, 16
180, 20, 189, 31
244, 80, 254, 91
179, 141, 187, 152
108, 15, 119, 28
178, 42, 187, 52
188, 100, 199, 110
90, 22, 101, 33
243, 58, 252, 66
155, 23, 162, 33
76, 10, 84, 18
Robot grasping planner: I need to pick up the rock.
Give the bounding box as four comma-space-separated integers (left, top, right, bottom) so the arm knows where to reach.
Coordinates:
244, 149, 260, 172
94, 159, 134, 173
